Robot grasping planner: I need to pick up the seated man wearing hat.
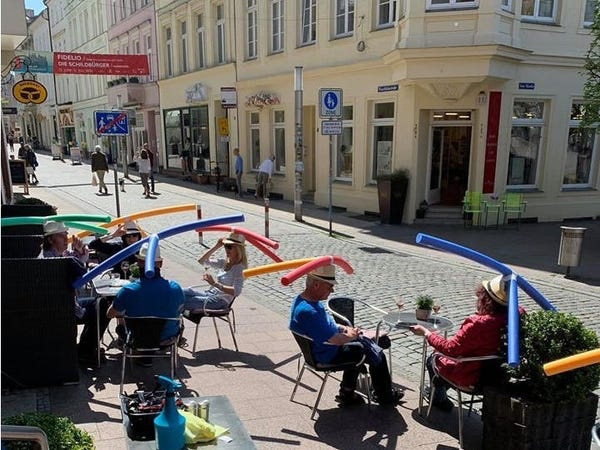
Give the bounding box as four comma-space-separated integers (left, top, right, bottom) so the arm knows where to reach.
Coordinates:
88, 220, 142, 278
39, 220, 110, 364
107, 242, 184, 366
289, 264, 403, 407
182, 232, 247, 313
411, 275, 525, 412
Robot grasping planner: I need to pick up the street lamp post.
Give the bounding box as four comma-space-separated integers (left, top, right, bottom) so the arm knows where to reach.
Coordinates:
41, 2, 63, 150
294, 66, 304, 222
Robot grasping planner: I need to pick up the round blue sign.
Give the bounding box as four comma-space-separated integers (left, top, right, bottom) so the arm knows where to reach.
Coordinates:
324, 92, 338, 110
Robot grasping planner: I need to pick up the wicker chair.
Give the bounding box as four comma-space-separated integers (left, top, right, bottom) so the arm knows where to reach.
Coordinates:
1, 258, 80, 387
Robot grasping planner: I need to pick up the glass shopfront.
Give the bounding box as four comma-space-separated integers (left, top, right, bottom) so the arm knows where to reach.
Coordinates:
163, 105, 210, 171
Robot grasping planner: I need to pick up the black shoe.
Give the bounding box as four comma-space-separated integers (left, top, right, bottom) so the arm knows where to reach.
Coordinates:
375, 388, 405, 406
432, 397, 454, 412
335, 391, 365, 407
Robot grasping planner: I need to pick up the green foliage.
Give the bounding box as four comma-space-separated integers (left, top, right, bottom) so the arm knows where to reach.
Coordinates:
128, 262, 140, 278
582, 2, 600, 126
503, 311, 600, 402
2, 412, 94, 450
376, 168, 409, 183
415, 295, 434, 310
13, 197, 54, 208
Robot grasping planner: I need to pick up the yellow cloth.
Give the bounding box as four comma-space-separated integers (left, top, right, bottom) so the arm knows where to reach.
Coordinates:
180, 410, 229, 444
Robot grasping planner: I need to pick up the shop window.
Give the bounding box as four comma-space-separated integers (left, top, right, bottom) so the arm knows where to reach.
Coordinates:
563, 102, 598, 187
370, 102, 395, 181
335, 106, 353, 180
507, 100, 546, 187
249, 112, 260, 169
273, 110, 286, 172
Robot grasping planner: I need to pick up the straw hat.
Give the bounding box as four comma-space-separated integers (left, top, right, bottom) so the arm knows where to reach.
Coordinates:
43, 221, 68, 236
308, 264, 337, 285
222, 232, 245, 246
483, 275, 507, 306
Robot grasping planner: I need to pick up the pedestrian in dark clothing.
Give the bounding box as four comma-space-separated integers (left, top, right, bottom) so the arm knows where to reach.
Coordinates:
24, 145, 39, 184
91, 145, 109, 194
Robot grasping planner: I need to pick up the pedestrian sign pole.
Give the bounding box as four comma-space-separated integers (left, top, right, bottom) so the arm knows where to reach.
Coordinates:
319, 88, 343, 236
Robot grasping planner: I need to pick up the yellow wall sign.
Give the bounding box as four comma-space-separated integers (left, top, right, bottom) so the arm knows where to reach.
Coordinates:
12, 80, 48, 105
218, 117, 229, 136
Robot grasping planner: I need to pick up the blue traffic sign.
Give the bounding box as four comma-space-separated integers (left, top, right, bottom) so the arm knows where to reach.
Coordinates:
319, 88, 343, 118
94, 110, 129, 135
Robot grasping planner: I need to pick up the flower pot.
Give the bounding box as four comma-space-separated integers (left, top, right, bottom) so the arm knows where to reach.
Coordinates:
415, 309, 431, 321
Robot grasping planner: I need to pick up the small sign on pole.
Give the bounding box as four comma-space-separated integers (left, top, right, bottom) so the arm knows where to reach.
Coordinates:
319, 88, 343, 118
220, 87, 237, 109
321, 120, 343, 136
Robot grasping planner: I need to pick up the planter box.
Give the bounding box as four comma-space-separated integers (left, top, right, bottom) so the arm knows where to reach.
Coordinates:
377, 179, 408, 224
482, 386, 598, 450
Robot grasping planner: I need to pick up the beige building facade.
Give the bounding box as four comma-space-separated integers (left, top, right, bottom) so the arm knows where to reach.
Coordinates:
156, 0, 600, 223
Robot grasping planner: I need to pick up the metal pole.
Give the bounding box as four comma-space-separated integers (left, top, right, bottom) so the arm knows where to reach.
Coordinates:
264, 198, 270, 239
113, 164, 121, 217
294, 66, 304, 222
197, 204, 203, 245
328, 133, 333, 237
42, 4, 63, 156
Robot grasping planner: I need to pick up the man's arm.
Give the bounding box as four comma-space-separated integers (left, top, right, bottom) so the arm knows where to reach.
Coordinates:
328, 324, 360, 345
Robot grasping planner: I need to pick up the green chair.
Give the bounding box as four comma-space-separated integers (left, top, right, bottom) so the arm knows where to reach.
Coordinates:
501, 192, 527, 229
462, 191, 483, 228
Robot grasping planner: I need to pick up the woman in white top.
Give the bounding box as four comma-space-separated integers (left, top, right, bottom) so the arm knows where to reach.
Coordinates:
183, 232, 248, 312
137, 147, 152, 198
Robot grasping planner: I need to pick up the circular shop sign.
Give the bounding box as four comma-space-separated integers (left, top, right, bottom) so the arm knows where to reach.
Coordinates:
12, 79, 48, 105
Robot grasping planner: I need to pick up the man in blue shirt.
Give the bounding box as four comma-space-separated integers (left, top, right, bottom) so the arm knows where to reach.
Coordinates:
289, 265, 403, 406
108, 242, 184, 366
233, 147, 243, 198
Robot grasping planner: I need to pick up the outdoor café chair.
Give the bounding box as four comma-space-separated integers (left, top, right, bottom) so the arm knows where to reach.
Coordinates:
181, 292, 238, 354
462, 191, 484, 228
325, 296, 393, 376
501, 192, 527, 229
426, 352, 501, 448
119, 316, 181, 395
290, 330, 371, 420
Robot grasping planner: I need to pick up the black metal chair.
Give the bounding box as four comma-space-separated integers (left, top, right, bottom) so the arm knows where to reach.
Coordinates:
182, 295, 238, 354
120, 316, 180, 395
326, 296, 392, 375
426, 352, 501, 448
290, 331, 370, 420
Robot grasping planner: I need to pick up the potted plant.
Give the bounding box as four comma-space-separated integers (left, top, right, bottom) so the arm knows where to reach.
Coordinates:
128, 262, 140, 280
415, 294, 434, 321
376, 168, 409, 224
482, 310, 600, 450
2, 411, 94, 449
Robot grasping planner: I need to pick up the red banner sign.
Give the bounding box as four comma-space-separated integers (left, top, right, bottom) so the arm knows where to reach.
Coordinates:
482, 91, 502, 194
53, 52, 149, 75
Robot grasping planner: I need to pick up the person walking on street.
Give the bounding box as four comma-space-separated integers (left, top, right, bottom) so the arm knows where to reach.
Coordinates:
136, 146, 152, 198
233, 148, 243, 197
143, 142, 157, 194
24, 145, 39, 184
255, 154, 275, 199
91, 145, 109, 195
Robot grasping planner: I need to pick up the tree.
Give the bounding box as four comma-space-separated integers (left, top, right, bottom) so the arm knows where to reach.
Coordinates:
582, 1, 600, 126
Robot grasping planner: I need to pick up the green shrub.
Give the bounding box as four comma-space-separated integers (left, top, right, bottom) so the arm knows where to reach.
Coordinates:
503, 310, 600, 402
2, 412, 94, 450
14, 197, 55, 209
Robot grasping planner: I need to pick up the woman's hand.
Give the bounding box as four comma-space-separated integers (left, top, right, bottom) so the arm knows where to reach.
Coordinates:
410, 324, 430, 337
203, 272, 215, 285
216, 237, 224, 247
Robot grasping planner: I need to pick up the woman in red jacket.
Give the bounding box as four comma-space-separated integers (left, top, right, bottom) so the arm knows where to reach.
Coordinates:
411, 275, 518, 412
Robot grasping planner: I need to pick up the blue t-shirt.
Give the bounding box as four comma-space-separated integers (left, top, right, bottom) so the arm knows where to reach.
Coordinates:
289, 295, 339, 363
113, 276, 184, 341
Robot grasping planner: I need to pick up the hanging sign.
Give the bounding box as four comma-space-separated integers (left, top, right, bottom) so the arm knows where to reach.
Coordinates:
53, 52, 149, 75
12, 80, 48, 104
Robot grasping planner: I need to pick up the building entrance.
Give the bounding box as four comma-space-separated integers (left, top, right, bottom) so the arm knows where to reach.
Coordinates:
428, 125, 472, 205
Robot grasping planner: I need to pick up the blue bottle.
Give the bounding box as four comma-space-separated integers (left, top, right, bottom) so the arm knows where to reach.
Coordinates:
154, 375, 185, 450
